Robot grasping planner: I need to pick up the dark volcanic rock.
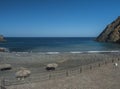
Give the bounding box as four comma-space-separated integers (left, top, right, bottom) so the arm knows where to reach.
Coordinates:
96, 16, 120, 43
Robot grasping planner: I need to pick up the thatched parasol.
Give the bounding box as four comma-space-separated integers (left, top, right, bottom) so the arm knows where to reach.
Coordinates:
0, 64, 12, 71
46, 63, 58, 71
47, 63, 58, 68
15, 67, 31, 80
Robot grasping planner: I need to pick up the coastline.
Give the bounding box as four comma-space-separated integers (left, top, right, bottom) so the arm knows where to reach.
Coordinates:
5, 50, 120, 54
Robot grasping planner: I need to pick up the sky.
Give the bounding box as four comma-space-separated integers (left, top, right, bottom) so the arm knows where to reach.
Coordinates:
0, 0, 120, 37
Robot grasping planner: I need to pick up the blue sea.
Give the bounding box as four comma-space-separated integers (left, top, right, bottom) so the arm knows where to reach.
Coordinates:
0, 37, 120, 53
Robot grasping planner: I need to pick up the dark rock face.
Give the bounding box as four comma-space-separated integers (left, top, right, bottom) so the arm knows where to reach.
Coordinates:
96, 16, 120, 43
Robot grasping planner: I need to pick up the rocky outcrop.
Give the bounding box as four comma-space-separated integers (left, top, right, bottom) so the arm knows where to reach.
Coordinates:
96, 16, 120, 43
0, 35, 5, 42
0, 35, 7, 52
0, 48, 7, 52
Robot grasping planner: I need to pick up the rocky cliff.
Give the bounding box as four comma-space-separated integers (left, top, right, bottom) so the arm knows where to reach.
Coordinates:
96, 16, 120, 43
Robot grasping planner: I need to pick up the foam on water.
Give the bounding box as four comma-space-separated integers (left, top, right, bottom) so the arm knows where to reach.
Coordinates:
46, 52, 60, 54
69, 51, 83, 54
10, 50, 120, 55
86, 50, 120, 53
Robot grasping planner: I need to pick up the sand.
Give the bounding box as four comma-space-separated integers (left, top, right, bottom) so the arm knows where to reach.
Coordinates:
0, 52, 120, 89
5, 61, 120, 89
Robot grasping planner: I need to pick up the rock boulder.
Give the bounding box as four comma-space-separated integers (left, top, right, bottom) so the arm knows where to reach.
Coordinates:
0, 35, 5, 42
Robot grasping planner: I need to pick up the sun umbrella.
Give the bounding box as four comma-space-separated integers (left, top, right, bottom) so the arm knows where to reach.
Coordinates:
47, 63, 58, 68
15, 67, 31, 80
0, 64, 12, 71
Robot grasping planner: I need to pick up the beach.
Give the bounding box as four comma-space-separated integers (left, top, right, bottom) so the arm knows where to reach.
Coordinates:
0, 52, 119, 76
7, 59, 120, 89
0, 52, 120, 89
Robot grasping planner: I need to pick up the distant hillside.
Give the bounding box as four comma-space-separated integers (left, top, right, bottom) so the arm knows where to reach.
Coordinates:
96, 16, 120, 43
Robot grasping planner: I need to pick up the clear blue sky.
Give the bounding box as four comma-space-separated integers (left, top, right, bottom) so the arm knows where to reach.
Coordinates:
0, 0, 120, 37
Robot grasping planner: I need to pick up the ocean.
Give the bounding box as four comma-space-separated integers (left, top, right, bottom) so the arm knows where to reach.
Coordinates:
0, 37, 120, 53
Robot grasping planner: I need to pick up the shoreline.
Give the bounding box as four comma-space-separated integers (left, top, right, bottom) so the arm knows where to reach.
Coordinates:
3, 50, 120, 54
